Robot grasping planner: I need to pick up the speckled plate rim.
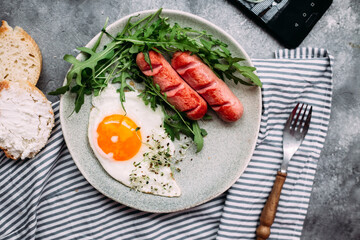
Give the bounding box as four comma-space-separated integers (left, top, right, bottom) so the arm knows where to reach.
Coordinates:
60, 9, 262, 213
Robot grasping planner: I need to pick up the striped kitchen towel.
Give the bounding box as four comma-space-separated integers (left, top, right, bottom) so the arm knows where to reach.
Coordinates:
0, 47, 333, 240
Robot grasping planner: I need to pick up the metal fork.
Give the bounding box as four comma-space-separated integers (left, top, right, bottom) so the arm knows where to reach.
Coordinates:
281, 103, 313, 173
256, 103, 312, 240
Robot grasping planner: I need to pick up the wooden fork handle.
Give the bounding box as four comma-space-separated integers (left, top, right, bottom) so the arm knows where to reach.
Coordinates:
256, 171, 287, 240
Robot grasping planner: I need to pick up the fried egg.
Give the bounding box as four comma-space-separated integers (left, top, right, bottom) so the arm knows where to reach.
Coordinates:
88, 83, 181, 197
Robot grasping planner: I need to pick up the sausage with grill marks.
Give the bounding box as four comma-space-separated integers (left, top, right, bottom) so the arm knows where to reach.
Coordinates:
171, 51, 244, 122
136, 51, 208, 120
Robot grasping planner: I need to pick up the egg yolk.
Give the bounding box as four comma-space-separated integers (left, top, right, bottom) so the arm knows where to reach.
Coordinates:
96, 114, 141, 161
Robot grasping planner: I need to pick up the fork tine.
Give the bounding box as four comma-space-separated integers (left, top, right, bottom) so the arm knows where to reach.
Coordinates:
286, 103, 299, 130
302, 106, 312, 136
292, 103, 303, 130
296, 104, 308, 134
289, 103, 301, 135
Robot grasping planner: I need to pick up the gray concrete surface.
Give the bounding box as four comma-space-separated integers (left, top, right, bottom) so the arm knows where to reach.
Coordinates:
1, 0, 359, 239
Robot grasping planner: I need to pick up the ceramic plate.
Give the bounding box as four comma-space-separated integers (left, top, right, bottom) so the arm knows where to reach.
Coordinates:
60, 9, 261, 213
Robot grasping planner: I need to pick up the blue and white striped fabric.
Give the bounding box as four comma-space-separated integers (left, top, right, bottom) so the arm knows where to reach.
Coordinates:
0, 47, 333, 240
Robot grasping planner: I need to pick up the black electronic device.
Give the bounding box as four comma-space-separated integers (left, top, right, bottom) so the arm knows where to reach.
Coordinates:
229, 0, 333, 48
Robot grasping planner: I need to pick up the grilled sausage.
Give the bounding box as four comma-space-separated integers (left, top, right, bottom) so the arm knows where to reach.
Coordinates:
171, 51, 244, 122
136, 51, 207, 120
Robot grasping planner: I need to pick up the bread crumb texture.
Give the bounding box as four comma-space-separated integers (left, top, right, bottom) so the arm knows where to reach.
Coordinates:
0, 20, 42, 85
0, 80, 54, 160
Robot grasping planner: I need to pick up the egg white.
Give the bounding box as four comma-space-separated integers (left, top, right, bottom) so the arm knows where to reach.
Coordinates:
88, 83, 181, 197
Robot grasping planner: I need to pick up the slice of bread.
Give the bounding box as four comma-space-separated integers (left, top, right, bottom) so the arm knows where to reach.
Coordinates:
0, 20, 42, 85
0, 80, 54, 160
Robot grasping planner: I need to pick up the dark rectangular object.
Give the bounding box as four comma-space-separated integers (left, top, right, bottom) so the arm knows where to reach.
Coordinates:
230, 0, 333, 48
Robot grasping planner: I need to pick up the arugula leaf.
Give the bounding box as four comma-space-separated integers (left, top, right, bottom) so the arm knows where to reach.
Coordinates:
233, 63, 262, 87
202, 114, 213, 120
75, 86, 85, 113
143, 51, 152, 71
63, 42, 116, 90
129, 44, 140, 54
214, 63, 230, 71
92, 17, 109, 52
192, 121, 204, 152
113, 71, 134, 111
49, 85, 69, 95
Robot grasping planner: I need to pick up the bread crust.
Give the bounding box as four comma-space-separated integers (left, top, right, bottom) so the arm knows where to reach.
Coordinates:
0, 20, 10, 33
0, 147, 16, 160
0, 80, 10, 91
0, 20, 42, 85
0, 80, 18, 160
